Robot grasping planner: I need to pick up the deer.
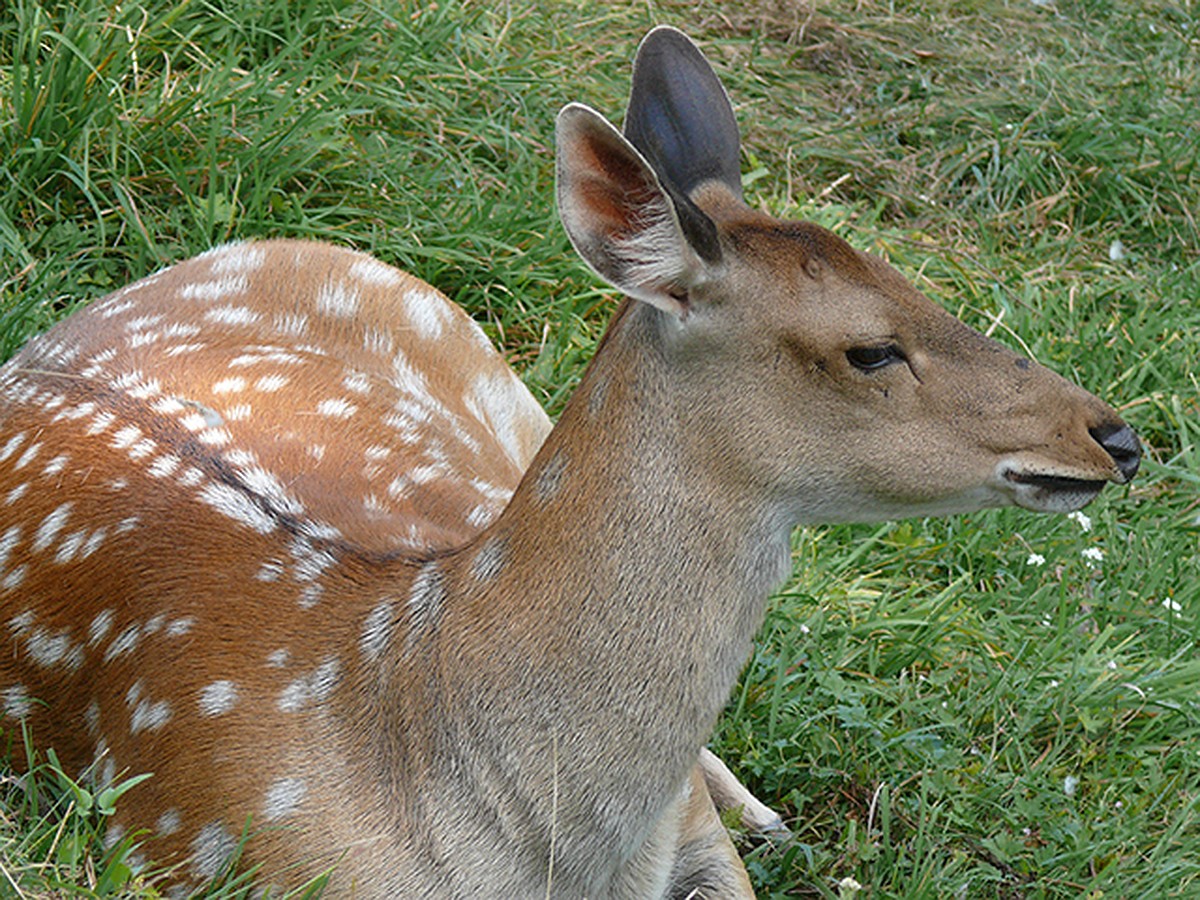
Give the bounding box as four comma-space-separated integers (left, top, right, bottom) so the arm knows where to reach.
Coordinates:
0, 25, 1139, 899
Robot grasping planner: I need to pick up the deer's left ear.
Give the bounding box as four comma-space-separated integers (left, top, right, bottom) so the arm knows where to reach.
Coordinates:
555, 103, 714, 319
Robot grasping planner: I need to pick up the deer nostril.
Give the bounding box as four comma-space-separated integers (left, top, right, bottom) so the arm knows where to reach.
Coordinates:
1089, 422, 1142, 483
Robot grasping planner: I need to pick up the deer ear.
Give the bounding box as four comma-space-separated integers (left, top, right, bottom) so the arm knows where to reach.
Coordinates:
625, 27, 742, 200
556, 103, 712, 319
623, 26, 743, 262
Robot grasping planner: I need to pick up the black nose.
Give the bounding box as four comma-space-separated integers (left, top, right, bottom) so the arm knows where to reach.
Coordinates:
1089, 422, 1141, 483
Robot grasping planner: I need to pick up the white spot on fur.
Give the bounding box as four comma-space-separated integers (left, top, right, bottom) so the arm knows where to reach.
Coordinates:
89, 610, 114, 646
406, 563, 445, 652
1, 566, 27, 591
277, 657, 340, 712
5, 484, 28, 506
231, 460, 304, 517
8, 610, 33, 635
212, 377, 247, 394
208, 244, 265, 275
272, 312, 309, 337
178, 467, 205, 488
26, 627, 72, 667
148, 454, 181, 478
230, 347, 305, 368
85, 700, 100, 734
98, 298, 136, 318
360, 601, 394, 662
262, 777, 307, 821
297, 584, 323, 608
104, 623, 141, 662
86, 411, 115, 435
181, 276, 248, 302
165, 342, 207, 357
290, 540, 335, 583
349, 257, 402, 287
198, 681, 239, 716
81, 528, 108, 558
162, 323, 202, 340
363, 327, 395, 357
157, 809, 183, 837
198, 483, 277, 534
256, 560, 284, 582
316, 279, 360, 318
254, 374, 289, 393
2, 685, 31, 718
129, 693, 171, 734
402, 287, 452, 340
205, 306, 260, 327
472, 537, 506, 581
33, 503, 72, 552
342, 371, 371, 394
190, 821, 238, 880
266, 648, 290, 668
0, 432, 26, 463
14, 442, 41, 470
128, 438, 156, 460
316, 398, 357, 419
41, 454, 69, 477
110, 425, 142, 450
112, 371, 163, 399
55, 530, 87, 564
103, 822, 126, 852
197, 427, 232, 446
166, 617, 195, 637
151, 397, 185, 416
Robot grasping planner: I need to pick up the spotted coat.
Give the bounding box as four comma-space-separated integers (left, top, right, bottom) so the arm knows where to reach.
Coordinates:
0, 240, 550, 892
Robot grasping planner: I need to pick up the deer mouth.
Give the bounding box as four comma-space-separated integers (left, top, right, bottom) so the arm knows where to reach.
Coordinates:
1005, 471, 1108, 493
1001, 467, 1108, 513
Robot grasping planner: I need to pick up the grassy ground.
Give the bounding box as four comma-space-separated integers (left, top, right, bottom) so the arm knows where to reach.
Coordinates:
0, 0, 1196, 896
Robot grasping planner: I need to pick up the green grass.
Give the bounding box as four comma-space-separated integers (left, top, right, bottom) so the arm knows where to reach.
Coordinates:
1, 0, 1197, 896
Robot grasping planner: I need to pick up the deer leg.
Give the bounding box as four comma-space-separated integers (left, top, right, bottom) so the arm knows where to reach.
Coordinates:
698, 748, 790, 838
666, 763, 757, 899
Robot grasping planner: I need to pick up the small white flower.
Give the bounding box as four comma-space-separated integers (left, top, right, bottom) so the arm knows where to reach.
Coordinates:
1161, 598, 1183, 618
1064, 775, 1079, 797
1067, 510, 1093, 532
837, 877, 864, 897
800, 624, 811, 635
1081, 547, 1104, 567
1027, 552, 1047, 566
1108, 239, 1127, 261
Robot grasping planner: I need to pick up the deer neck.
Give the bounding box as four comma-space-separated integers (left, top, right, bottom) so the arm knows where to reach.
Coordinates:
422, 301, 791, 871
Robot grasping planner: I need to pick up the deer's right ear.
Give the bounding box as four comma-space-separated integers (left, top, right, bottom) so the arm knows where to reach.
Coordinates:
555, 103, 714, 319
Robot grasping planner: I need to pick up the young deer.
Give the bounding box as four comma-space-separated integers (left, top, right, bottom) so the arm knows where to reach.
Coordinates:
0, 26, 1138, 899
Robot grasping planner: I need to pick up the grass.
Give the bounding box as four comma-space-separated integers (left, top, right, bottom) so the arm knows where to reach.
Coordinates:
0, 0, 1196, 895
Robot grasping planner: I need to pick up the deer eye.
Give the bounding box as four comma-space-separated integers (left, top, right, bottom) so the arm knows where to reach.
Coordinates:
846, 344, 904, 372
